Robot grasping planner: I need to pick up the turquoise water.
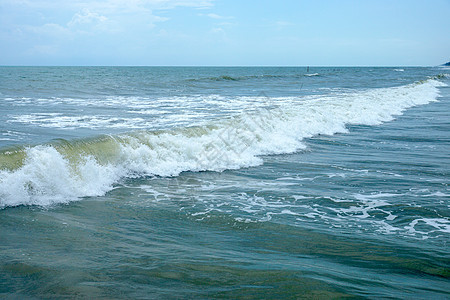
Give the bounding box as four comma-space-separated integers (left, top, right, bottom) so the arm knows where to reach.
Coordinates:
0, 67, 449, 298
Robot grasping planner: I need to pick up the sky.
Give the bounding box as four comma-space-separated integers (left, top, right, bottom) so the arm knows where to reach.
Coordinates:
0, 0, 449, 66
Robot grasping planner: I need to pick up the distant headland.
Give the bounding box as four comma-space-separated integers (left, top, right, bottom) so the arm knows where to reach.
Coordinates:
443, 61, 450, 66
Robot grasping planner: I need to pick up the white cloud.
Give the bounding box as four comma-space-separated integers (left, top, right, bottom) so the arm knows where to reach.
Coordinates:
65, 1, 213, 31
9, 0, 206, 38
199, 13, 233, 20
62, 0, 213, 13
0, 0, 217, 64
68, 9, 108, 28
152, 0, 213, 9
206, 13, 232, 19
2, 0, 214, 15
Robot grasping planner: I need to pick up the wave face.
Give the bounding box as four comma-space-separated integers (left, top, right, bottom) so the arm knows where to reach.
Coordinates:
0, 79, 445, 208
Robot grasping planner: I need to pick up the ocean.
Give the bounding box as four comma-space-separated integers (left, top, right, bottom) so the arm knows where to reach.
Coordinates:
0, 66, 449, 298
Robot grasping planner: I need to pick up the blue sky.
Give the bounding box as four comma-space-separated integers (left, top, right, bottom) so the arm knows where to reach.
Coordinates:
0, 0, 449, 66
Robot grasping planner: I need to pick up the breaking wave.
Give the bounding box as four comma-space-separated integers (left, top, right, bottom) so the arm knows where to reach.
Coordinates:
0, 79, 446, 208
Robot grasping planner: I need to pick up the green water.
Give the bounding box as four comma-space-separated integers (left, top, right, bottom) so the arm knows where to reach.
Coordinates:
1, 67, 449, 298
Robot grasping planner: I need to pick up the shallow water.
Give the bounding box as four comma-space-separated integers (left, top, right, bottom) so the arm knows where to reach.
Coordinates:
1, 67, 449, 298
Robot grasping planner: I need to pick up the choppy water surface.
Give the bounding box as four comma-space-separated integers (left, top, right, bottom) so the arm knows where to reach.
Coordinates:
1, 67, 449, 298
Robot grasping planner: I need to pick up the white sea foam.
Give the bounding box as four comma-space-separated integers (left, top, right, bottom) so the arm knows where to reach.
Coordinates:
405, 218, 450, 235
353, 193, 400, 201
0, 79, 446, 208
0, 146, 120, 207
8, 114, 148, 130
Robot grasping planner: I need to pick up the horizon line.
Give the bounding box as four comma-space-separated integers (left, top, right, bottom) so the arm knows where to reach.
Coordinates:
0, 64, 444, 68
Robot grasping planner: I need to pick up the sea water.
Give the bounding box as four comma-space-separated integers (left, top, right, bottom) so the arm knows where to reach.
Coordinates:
0, 67, 449, 298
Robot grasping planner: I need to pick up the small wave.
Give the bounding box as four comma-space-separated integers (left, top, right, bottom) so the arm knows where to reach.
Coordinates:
186, 74, 291, 82
0, 78, 446, 208
186, 75, 240, 82
304, 73, 319, 77
435, 73, 449, 79
394, 69, 405, 72
213, 75, 239, 81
